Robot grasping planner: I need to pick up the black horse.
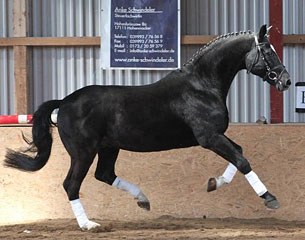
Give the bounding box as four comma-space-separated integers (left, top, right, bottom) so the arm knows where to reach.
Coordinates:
4, 25, 291, 230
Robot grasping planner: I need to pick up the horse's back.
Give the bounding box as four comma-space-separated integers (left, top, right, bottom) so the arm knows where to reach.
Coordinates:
56, 79, 198, 152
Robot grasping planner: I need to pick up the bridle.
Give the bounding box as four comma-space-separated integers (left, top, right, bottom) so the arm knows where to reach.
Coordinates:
247, 35, 286, 85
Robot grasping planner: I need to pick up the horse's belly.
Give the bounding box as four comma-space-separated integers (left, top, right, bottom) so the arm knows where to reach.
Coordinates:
103, 126, 198, 152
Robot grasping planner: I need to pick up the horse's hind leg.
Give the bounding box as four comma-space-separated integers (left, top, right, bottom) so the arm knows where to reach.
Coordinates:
95, 148, 150, 210
207, 137, 240, 192
63, 153, 100, 230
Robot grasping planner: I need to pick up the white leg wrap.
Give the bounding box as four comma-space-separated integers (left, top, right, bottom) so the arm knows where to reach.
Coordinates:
215, 176, 226, 188
70, 199, 90, 228
245, 171, 268, 196
222, 163, 238, 183
112, 177, 141, 198
70, 199, 100, 230
215, 163, 238, 188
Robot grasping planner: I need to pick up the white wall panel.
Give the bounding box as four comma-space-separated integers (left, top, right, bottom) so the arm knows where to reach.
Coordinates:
0, 0, 14, 114
0, 48, 14, 114
32, 0, 100, 37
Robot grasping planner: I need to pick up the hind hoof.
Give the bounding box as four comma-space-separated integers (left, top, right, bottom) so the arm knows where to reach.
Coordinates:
136, 191, 150, 211
137, 201, 150, 211
207, 178, 217, 192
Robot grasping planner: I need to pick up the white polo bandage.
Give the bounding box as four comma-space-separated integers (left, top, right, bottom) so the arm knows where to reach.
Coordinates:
215, 176, 226, 188
112, 177, 141, 197
222, 163, 238, 183
70, 199, 89, 228
214, 163, 238, 188
245, 171, 267, 196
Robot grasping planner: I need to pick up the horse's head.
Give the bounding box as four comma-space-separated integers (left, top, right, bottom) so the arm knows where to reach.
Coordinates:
246, 24, 291, 92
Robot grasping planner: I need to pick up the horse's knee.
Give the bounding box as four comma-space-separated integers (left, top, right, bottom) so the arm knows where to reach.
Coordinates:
235, 158, 252, 175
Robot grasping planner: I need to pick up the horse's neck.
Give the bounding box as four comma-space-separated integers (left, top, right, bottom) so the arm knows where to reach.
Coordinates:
189, 35, 254, 98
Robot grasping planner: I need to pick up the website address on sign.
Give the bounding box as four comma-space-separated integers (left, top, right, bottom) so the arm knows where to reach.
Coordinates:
114, 57, 174, 63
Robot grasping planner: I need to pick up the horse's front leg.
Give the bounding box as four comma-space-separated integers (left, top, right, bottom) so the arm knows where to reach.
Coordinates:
207, 162, 238, 192
199, 133, 279, 209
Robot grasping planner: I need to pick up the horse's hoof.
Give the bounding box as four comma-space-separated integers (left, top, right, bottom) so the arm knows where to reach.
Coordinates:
207, 178, 217, 192
137, 201, 151, 211
262, 192, 280, 209
81, 221, 101, 231
265, 198, 280, 209
136, 191, 150, 210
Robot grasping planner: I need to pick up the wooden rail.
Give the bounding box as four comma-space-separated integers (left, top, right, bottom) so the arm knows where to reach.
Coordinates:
282, 35, 305, 44
0, 37, 101, 46
0, 35, 304, 47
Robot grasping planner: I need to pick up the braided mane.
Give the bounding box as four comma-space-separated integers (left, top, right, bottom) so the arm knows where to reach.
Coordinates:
183, 30, 254, 67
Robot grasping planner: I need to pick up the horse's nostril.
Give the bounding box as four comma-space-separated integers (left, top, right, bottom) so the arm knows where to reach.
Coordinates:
286, 79, 291, 86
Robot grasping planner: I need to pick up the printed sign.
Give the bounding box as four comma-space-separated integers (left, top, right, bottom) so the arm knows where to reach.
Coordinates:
101, 0, 180, 69
296, 82, 305, 112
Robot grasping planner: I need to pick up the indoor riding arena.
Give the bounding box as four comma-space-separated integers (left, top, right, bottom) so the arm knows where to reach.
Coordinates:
1, 1, 305, 240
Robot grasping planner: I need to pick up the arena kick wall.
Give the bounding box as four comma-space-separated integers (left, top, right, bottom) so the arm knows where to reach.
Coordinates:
0, 124, 305, 225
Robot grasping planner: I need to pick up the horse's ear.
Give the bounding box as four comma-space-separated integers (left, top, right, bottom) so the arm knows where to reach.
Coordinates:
258, 24, 267, 42
266, 26, 272, 36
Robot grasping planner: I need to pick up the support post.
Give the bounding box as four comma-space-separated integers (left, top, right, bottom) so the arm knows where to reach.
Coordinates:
13, 0, 31, 114
269, 0, 283, 123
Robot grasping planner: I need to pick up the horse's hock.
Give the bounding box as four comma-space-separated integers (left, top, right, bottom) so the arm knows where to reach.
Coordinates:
0, 124, 305, 225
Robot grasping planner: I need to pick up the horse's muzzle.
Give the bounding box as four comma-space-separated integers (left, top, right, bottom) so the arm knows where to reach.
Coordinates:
276, 69, 291, 92
264, 67, 291, 92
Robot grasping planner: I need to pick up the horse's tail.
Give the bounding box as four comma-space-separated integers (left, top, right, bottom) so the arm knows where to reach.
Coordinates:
4, 100, 61, 172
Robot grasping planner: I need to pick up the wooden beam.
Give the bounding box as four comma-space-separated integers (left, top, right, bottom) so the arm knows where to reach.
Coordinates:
0, 34, 304, 47
181, 35, 216, 45
0, 37, 101, 46
13, 0, 29, 37
283, 34, 305, 44
0, 35, 218, 47
14, 46, 30, 114
13, 0, 31, 114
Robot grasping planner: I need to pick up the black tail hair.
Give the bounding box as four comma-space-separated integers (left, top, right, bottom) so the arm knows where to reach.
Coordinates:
4, 100, 61, 171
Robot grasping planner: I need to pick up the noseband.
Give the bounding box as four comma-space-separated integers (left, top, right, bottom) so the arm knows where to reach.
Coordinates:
247, 36, 286, 85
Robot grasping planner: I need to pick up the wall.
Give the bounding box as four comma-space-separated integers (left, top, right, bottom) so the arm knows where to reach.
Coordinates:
30, 0, 271, 122
0, 0, 14, 114
0, 124, 305, 225
283, 0, 305, 122
2, 0, 304, 123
